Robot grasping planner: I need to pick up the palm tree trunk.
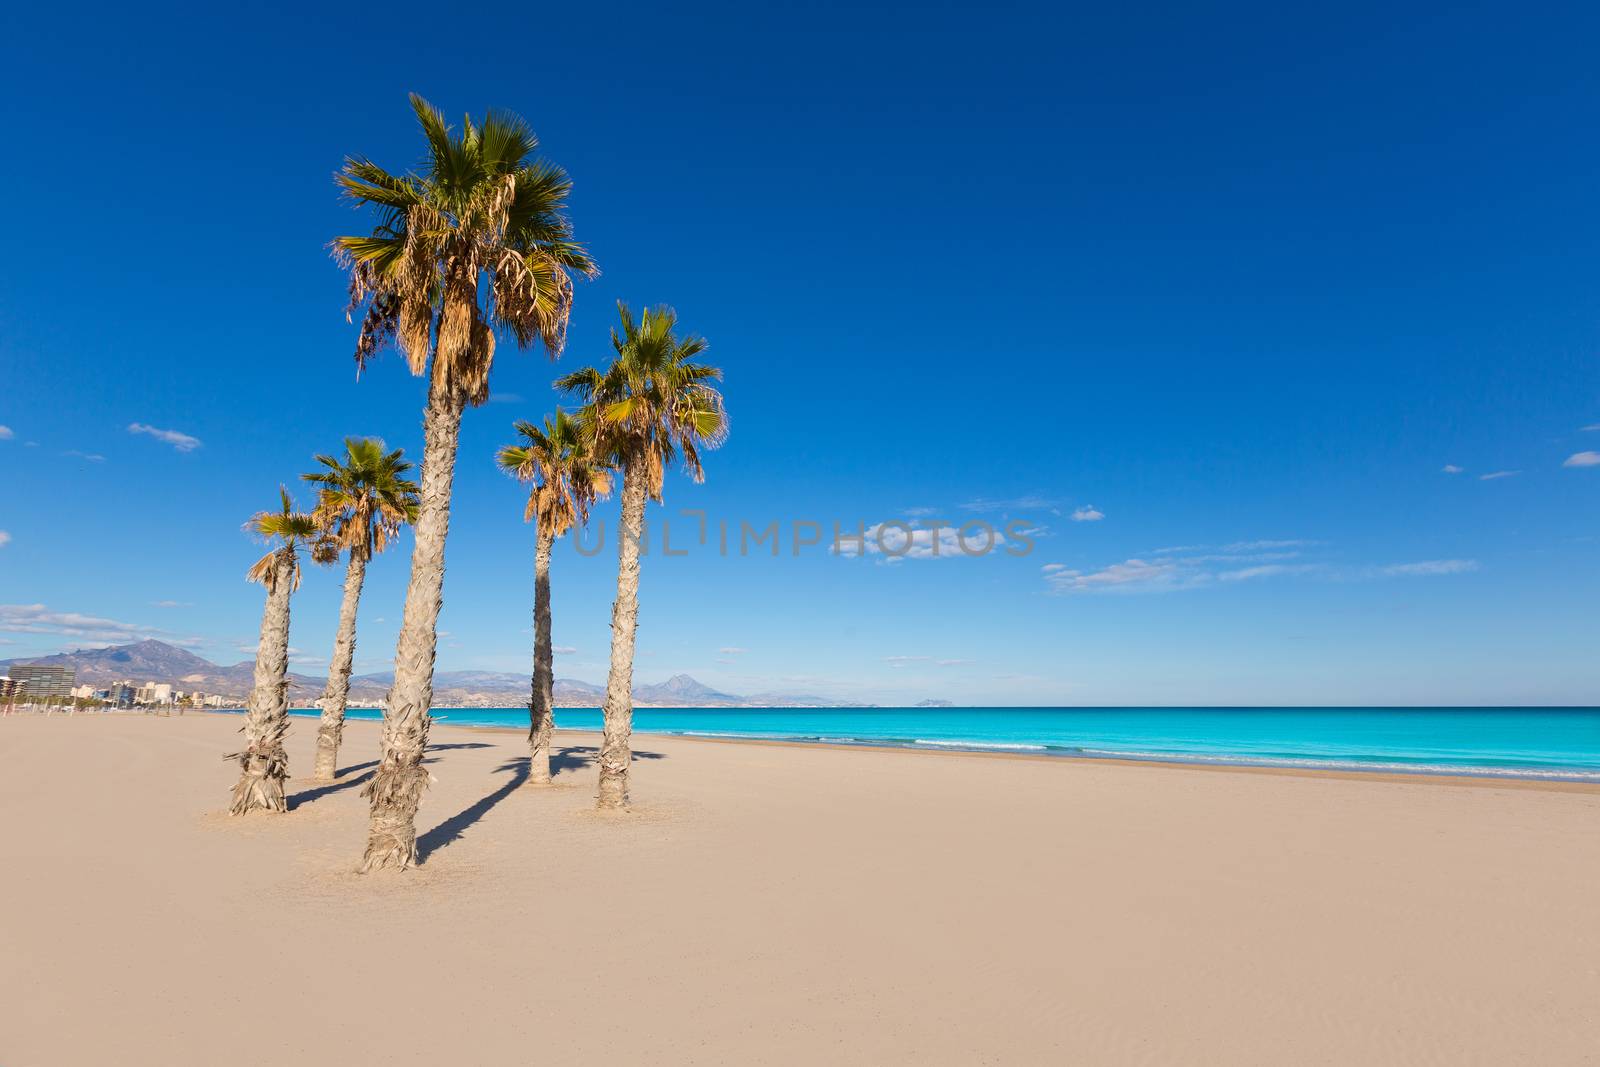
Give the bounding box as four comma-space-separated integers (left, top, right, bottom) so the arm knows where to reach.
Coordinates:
529, 526, 555, 785
361, 376, 464, 871
597, 463, 646, 810
313, 551, 368, 782
229, 548, 294, 814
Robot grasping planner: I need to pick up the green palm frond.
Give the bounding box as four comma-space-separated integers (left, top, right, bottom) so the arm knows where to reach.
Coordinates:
244, 487, 319, 588
301, 437, 419, 562
496, 407, 613, 534
333, 94, 594, 396
557, 302, 728, 500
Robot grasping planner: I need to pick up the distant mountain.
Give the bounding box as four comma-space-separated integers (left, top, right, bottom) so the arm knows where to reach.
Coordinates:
1, 640, 870, 707
634, 673, 740, 705
0, 639, 320, 697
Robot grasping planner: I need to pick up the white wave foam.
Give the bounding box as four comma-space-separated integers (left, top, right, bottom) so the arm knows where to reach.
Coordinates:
1073, 748, 1600, 781
914, 739, 1048, 751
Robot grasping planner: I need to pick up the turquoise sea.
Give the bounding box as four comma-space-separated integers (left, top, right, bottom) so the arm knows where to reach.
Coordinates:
276, 705, 1600, 782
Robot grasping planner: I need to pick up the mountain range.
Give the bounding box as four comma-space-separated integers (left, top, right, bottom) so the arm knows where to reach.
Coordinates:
0, 640, 870, 708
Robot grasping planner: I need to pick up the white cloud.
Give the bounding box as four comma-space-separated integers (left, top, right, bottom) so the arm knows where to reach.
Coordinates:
718, 646, 747, 655
837, 520, 1009, 561
1045, 558, 1182, 593
151, 600, 193, 608
63, 450, 105, 462
960, 494, 1060, 514
1441, 464, 1464, 474
0, 604, 204, 647
881, 655, 968, 668
1070, 505, 1105, 522
553, 645, 578, 655
902, 506, 939, 517
1218, 563, 1314, 582
1582, 424, 1600, 432
1221, 539, 1319, 551
0, 425, 12, 440
127, 423, 202, 452
1479, 470, 1519, 481
1562, 451, 1600, 468
1378, 559, 1480, 577
1045, 540, 1322, 595
0, 531, 10, 548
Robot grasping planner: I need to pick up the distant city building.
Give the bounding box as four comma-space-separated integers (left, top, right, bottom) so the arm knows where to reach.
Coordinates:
135, 681, 175, 704
9, 664, 75, 702
71, 684, 98, 700
109, 682, 136, 708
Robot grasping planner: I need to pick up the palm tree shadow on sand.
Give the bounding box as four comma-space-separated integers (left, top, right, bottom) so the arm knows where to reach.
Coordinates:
414, 747, 670, 863
548, 744, 666, 777
416, 758, 531, 862
286, 743, 495, 811
285, 759, 380, 810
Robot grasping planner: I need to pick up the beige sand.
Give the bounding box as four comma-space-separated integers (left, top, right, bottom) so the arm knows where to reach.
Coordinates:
2, 712, 1596, 1066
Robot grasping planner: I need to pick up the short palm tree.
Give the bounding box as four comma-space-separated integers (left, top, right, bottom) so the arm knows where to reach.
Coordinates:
228, 488, 318, 815
334, 93, 594, 871
496, 410, 612, 784
557, 303, 727, 809
302, 438, 420, 782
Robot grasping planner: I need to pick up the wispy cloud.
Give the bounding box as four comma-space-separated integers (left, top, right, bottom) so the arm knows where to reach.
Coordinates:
960, 494, 1060, 514
0, 425, 12, 440
0, 604, 204, 648
837, 520, 1010, 561
718, 646, 747, 655
0, 531, 10, 548
1070, 505, 1105, 522
1562, 451, 1600, 468
127, 422, 201, 452
1582, 424, 1600, 432
1044, 558, 1183, 593
553, 645, 578, 655
151, 600, 193, 608
487, 393, 524, 405
63, 450, 105, 462
882, 654, 970, 668
1479, 470, 1519, 481
1044, 544, 1476, 595
1218, 563, 1316, 582
1441, 464, 1464, 474
1377, 559, 1480, 577
1221, 539, 1320, 552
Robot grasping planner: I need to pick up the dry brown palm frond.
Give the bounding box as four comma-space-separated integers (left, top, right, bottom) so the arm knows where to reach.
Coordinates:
245, 550, 277, 587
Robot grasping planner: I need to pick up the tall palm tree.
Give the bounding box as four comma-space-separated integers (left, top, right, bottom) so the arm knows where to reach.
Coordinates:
302, 438, 420, 782
557, 303, 727, 810
228, 488, 318, 815
496, 410, 612, 785
334, 94, 594, 871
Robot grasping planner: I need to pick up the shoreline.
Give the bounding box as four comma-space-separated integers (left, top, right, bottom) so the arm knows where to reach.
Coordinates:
192, 708, 1600, 792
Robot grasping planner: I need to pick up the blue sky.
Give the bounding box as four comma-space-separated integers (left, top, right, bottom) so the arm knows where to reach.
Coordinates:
2, 1, 1597, 704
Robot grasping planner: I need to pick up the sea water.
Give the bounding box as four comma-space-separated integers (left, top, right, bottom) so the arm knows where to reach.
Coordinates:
276, 705, 1600, 782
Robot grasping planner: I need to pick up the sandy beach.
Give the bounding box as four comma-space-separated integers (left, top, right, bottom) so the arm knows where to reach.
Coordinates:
2, 712, 1596, 1065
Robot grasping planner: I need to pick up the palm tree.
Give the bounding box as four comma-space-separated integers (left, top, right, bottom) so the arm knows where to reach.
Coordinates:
228, 488, 318, 815
302, 438, 420, 782
496, 410, 612, 784
557, 303, 727, 809
334, 94, 594, 871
